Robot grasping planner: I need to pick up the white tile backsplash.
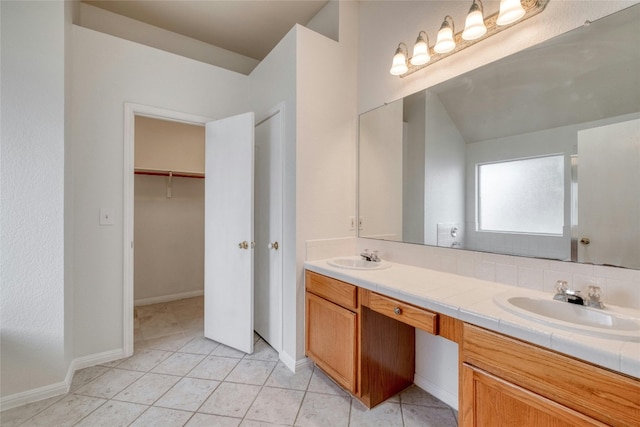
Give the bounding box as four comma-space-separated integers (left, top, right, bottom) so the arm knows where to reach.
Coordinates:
344, 239, 640, 309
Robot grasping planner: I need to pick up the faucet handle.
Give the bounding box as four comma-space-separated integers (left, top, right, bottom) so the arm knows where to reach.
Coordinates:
555, 280, 569, 294
586, 285, 605, 308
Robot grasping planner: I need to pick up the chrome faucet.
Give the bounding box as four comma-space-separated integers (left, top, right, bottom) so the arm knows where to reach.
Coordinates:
553, 281, 605, 308
553, 281, 584, 305
360, 249, 380, 262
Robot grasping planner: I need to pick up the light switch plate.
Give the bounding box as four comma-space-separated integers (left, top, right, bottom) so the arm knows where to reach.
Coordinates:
100, 208, 114, 225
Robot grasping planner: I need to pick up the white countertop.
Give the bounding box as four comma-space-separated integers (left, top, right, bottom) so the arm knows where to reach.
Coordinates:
304, 257, 640, 380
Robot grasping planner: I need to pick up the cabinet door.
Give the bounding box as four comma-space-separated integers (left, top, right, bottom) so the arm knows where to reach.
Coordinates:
305, 292, 357, 393
461, 364, 606, 427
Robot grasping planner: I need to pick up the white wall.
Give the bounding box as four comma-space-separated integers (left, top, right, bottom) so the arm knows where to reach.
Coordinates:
402, 93, 425, 244
71, 25, 249, 359
134, 175, 204, 303
1, 0, 68, 400
423, 91, 466, 247
295, 0, 359, 361
359, 100, 403, 240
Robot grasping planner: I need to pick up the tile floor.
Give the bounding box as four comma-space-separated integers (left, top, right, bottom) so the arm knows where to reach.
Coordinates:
1, 297, 458, 427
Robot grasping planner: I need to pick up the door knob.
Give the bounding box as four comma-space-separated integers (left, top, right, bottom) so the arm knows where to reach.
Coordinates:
238, 241, 249, 249
580, 237, 590, 245
268, 241, 279, 250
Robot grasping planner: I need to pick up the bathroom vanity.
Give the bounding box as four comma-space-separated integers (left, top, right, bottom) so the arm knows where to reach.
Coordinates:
304, 261, 640, 426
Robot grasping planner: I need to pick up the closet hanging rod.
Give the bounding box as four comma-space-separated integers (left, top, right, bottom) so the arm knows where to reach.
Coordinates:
134, 169, 205, 179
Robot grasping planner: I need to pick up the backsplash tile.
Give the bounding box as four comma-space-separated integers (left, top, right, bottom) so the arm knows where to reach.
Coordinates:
304, 238, 640, 309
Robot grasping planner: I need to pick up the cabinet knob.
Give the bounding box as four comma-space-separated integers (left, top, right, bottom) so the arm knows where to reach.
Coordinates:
238, 241, 249, 249
268, 241, 279, 250
394, 307, 402, 315
580, 237, 590, 245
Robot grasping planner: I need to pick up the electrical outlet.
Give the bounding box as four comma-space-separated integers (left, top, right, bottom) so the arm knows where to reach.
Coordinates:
358, 216, 364, 230
348, 216, 356, 230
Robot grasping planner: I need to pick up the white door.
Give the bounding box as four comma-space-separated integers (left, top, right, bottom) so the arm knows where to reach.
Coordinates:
577, 118, 640, 269
204, 112, 255, 354
254, 110, 283, 352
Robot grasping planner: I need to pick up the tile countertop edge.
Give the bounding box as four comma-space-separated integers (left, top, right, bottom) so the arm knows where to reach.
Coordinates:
304, 259, 640, 381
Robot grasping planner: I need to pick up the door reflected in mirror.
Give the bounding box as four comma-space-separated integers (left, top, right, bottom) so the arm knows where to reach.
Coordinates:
358, 4, 640, 269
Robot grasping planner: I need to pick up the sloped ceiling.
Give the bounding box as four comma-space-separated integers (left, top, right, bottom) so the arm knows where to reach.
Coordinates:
82, 0, 329, 60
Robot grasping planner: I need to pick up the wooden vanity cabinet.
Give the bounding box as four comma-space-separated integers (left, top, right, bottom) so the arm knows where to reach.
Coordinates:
461, 324, 640, 427
305, 271, 358, 393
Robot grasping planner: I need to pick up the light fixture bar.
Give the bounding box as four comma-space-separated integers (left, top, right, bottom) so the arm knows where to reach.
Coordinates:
399, 0, 550, 78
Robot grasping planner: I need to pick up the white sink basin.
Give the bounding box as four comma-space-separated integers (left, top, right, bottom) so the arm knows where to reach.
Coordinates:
327, 257, 390, 270
494, 293, 640, 341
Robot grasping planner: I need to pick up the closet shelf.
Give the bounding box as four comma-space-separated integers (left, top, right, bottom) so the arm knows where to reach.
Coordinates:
134, 168, 204, 179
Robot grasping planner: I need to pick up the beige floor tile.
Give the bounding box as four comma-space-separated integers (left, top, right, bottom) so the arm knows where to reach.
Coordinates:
24, 394, 106, 427
245, 387, 305, 425
198, 382, 261, 418
399, 384, 450, 407
265, 361, 313, 391
239, 421, 292, 427
98, 358, 125, 368
186, 413, 241, 427
244, 339, 279, 362
74, 368, 144, 399
151, 352, 205, 376
211, 343, 246, 358
129, 406, 193, 427
154, 377, 219, 411
178, 337, 219, 355
74, 400, 148, 427
402, 404, 458, 427
187, 355, 239, 381
349, 400, 403, 427
113, 373, 181, 405
70, 366, 110, 392
306, 368, 349, 396
143, 332, 194, 352
225, 360, 276, 386
0, 395, 65, 427
295, 392, 351, 427
116, 348, 173, 372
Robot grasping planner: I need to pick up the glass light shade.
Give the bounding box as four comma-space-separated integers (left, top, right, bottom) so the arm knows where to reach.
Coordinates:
497, 0, 525, 26
434, 24, 455, 54
389, 47, 408, 75
410, 34, 430, 66
462, 4, 487, 40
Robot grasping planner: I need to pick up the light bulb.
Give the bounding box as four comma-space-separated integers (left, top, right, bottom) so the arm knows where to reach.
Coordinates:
411, 32, 431, 66
497, 0, 525, 26
389, 44, 408, 75
462, 1, 487, 40
434, 17, 456, 54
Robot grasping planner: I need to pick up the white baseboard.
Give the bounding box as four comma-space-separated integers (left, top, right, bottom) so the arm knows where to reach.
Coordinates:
134, 290, 204, 306
279, 351, 309, 373
0, 349, 127, 412
0, 379, 69, 412
414, 372, 458, 410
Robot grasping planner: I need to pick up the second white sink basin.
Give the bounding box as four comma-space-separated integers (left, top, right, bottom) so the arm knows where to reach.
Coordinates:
327, 257, 390, 270
494, 293, 640, 341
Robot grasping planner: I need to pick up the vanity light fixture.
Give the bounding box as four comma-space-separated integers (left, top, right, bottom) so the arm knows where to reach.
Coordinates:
411, 31, 431, 66
389, 0, 550, 77
462, 0, 487, 41
434, 16, 456, 53
389, 42, 409, 75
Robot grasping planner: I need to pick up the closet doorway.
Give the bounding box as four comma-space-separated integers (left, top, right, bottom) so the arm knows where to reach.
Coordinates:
123, 104, 284, 357
133, 116, 206, 347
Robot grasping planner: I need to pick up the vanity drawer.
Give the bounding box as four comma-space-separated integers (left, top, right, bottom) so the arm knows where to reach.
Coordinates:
305, 271, 357, 310
367, 292, 437, 334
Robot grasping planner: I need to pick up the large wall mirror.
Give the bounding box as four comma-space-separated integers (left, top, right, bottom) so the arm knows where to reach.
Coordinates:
359, 4, 640, 269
